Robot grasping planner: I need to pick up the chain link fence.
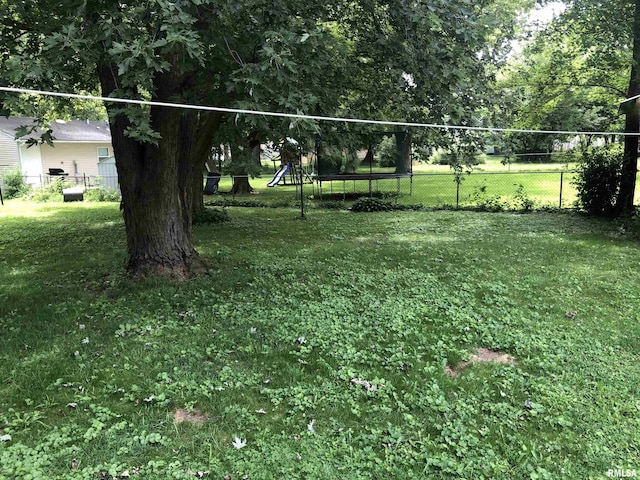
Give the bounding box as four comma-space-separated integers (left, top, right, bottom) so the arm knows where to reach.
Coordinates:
18, 174, 120, 190
0, 174, 120, 191
2, 170, 579, 210
306, 171, 578, 209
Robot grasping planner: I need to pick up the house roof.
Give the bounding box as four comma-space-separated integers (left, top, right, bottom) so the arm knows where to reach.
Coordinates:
0, 116, 111, 143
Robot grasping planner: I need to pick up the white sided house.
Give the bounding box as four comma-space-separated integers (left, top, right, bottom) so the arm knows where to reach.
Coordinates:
0, 117, 113, 186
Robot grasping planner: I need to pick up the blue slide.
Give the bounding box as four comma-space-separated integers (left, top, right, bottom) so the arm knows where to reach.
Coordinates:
267, 163, 290, 187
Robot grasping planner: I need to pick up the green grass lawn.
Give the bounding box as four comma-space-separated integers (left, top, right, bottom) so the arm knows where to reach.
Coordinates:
221, 156, 640, 209
211, 170, 576, 209
213, 157, 586, 209
1, 201, 640, 478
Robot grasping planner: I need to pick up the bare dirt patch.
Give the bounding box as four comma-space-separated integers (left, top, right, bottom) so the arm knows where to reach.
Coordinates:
173, 408, 209, 425
445, 347, 516, 377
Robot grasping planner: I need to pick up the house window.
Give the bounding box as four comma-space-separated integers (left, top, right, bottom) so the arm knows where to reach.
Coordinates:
98, 147, 110, 162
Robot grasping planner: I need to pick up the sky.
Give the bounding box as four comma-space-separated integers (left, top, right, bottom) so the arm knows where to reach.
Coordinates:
528, 1, 566, 29
510, 1, 566, 56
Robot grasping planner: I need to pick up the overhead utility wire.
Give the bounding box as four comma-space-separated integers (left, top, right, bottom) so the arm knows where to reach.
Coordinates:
0, 86, 636, 136
621, 92, 640, 104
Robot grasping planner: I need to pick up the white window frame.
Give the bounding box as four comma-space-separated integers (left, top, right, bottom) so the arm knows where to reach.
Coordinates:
97, 147, 110, 162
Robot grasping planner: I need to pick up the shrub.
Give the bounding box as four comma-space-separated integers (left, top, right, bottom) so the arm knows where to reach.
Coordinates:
26, 178, 74, 202
378, 137, 397, 167
0, 168, 29, 199
193, 207, 230, 225
513, 184, 536, 212
317, 151, 343, 175
431, 150, 484, 166
350, 197, 393, 212
84, 187, 121, 202
206, 198, 268, 208
470, 184, 507, 212
573, 146, 623, 217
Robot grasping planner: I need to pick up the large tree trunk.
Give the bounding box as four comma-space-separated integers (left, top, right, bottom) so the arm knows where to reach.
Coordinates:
252, 139, 262, 167
191, 112, 225, 214
394, 131, 411, 174
619, 100, 640, 214
230, 143, 258, 195
98, 65, 207, 278
616, 0, 640, 215
231, 175, 254, 195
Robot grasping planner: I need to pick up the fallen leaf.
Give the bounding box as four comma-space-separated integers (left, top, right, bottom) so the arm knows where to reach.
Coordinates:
232, 436, 247, 449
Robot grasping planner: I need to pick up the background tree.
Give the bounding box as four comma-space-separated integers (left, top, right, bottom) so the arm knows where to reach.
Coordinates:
499, 0, 639, 214
498, 10, 626, 154
561, 0, 638, 215
1, 0, 533, 277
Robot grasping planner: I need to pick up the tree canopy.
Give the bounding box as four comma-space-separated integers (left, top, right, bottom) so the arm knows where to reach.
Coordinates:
1, 0, 537, 275
499, 0, 640, 213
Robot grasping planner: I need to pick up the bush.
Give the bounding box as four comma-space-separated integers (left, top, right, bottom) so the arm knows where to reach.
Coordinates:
350, 197, 393, 212
573, 146, 623, 217
0, 168, 29, 199
470, 184, 507, 212
513, 184, 536, 212
84, 188, 121, 202
206, 198, 268, 208
193, 207, 230, 225
431, 150, 484, 166
378, 137, 397, 168
26, 178, 74, 202
317, 149, 343, 175
469, 183, 536, 212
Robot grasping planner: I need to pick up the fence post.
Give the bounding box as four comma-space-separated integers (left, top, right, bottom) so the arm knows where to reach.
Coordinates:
299, 164, 305, 219
559, 171, 564, 208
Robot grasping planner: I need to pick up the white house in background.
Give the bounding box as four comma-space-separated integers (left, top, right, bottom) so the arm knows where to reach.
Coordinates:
0, 117, 113, 185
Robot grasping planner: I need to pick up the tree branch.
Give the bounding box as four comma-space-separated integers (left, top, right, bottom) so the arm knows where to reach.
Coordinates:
509, 82, 626, 97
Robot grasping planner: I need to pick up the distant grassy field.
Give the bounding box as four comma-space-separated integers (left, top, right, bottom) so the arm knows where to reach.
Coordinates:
1, 202, 640, 478
214, 156, 640, 209
213, 159, 577, 208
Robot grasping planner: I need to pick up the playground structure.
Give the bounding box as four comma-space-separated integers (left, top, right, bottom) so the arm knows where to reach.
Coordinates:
267, 138, 314, 188
203, 132, 413, 203
267, 163, 290, 187
313, 131, 413, 199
